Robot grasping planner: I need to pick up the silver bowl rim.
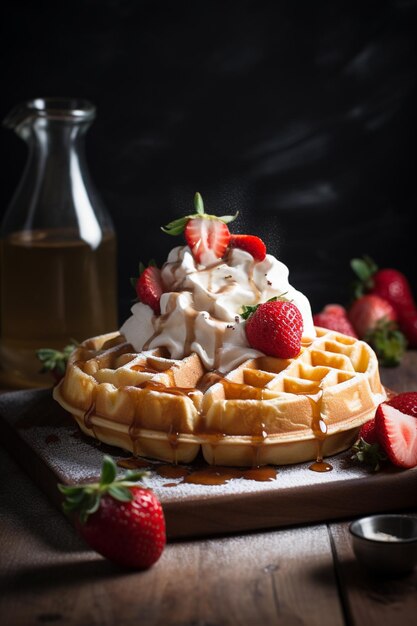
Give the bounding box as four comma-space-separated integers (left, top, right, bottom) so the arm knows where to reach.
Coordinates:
349, 514, 417, 545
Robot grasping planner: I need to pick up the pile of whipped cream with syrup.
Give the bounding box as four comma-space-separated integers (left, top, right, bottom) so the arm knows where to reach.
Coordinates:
121, 194, 316, 373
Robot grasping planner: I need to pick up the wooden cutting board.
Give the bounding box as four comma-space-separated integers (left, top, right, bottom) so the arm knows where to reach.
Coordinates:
0, 387, 416, 539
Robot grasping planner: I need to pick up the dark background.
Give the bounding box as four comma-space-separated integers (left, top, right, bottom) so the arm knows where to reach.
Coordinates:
1, 0, 416, 324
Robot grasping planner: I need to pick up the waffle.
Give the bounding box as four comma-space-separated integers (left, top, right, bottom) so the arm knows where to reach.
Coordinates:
53, 328, 386, 467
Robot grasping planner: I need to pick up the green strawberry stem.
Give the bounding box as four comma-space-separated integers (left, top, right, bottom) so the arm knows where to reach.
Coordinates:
59, 455, 149, 524
365, 319, 407, 367
351, 438, 387, 472
161, 192, 239, 236
241, 294, 289, 320
350, 255, 378, 299
36, 342, 78, 376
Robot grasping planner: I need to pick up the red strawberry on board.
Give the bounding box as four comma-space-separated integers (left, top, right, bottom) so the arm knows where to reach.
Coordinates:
313, 304, 357, 338
358, 419, 378, 445
386, 391, 417, 417
348, 294, 406, 366
229, 234, 267, 261
374, 403, 417, 469
162, 192, 238, 264
59, 456, 166, 570
136, 265, 164, 315
242, 297, 303, 359
351, 256, 417, 347
352, 391, 417, 470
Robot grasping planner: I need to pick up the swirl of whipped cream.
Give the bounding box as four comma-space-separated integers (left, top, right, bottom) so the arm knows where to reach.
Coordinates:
120, 246, 316, 372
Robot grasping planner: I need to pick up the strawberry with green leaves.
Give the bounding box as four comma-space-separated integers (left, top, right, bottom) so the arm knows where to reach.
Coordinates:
242, 296, 303, 359
59, 456, 166, 570
313, 304, 357, 338
347, 294, 406, 367
351, 255, 417, 347
352, 392, 417, 471
162, 192, 238, 264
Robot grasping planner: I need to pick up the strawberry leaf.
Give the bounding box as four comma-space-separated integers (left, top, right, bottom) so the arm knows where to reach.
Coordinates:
194, 192, 204, 214
58, 455, 150, 524
36, 342, 77, 376
161, 193, 239, 236
350, 255, 378, 298
100, 455, 117, 485
351, 437, 387, 471
108, 485, 134, 502
365, 319, 407, 367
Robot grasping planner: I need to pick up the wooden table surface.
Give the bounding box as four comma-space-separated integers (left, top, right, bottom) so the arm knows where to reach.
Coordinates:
1, 353, 417, 626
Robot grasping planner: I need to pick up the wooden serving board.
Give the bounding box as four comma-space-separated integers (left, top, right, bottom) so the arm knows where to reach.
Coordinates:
0, 387, 416, 539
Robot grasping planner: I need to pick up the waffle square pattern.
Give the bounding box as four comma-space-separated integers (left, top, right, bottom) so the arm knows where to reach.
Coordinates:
53, 327, 386, 467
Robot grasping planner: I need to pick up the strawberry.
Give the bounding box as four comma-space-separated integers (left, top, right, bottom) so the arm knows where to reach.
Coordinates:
229, 234, 266, 261
162, 192, 238, 264
398, 309, 417, 348
242, 297, 303, 359
135, 266, 164, 314
313, 304, 357, 338
358, 419, 378, 444
184, 217, 231, 264
375, 403, 417, 469
59, 456, 166, 569
348, 294, 406, 366
351, 256, 417, 347
386, 391, 417, 417
348, 294, 397, 337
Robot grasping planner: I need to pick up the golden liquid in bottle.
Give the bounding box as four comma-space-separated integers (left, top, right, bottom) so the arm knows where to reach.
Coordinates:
0, 228, 118, 388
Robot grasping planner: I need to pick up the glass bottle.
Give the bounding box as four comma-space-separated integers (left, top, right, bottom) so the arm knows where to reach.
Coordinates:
0, 98, 118, 388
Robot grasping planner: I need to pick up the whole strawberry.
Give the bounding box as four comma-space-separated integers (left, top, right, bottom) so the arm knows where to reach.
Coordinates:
348, 294, 406, 366
387, 391, 417, 417
242, 297, 303, 359
59, 456, 166, 569
162, 192, 238, 265
313, 304, 357, 338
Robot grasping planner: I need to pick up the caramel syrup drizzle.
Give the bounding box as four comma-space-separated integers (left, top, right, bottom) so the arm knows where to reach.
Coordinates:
87, 349, 334, 480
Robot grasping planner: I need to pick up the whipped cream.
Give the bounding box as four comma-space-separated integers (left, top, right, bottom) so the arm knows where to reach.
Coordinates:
120, 246, 316, 372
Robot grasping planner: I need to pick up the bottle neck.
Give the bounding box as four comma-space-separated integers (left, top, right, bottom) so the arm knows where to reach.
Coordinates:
3, 117, 107, 249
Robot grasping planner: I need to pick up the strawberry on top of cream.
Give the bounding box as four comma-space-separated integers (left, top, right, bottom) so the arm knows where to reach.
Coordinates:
120, 245, 316, 373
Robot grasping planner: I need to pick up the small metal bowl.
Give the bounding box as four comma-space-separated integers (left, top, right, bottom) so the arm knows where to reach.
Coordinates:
349, 514, 417, 576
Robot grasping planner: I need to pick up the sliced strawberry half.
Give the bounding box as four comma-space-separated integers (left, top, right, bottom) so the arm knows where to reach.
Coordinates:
136, 266, 164, 314
161, 192, 238, 265
185, 217, 231, 264
229, 234, 266, 261
375, 403, 417, 468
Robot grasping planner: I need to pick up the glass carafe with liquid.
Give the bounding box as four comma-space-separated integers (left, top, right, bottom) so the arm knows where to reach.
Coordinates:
0, 98, 118, 388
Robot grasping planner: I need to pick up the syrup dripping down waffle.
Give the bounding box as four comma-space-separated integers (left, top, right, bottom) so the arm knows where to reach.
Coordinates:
53, 328, 386, 466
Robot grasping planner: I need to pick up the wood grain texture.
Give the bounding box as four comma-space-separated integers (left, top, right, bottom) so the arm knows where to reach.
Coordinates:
0, 448, 345, 626
329, 522, 417, 626
1, 386, 416, 540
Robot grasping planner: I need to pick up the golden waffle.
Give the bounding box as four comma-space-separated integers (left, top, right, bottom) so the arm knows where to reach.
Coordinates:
53, 328, 386, 467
